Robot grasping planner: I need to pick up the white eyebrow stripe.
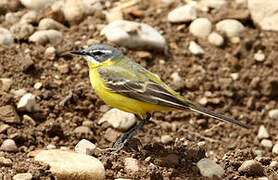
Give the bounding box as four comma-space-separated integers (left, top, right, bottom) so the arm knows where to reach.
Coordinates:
92, 49, 112, 54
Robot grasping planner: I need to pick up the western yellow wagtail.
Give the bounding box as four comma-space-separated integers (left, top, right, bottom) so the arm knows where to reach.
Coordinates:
71, 44, 250, 152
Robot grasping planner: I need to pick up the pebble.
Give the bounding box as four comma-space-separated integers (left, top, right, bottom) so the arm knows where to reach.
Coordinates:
189, 41, 204, 55
199, 97, 208, 105
208, 32, 224, 46
199, 0, 227, 9
38, 18, 66, 30
75, 139, 96, 155
272, 144, 278, 155
12, 173, 32, 180
29, 30, 63, 45
20, 10, 38, 24
189, 18, 212, 38
22, 114, 36, 126
254, 50, 265, 62
164, 153, 180, 165
5, 12, 19, 24
230, 73, 239, 80
216, 19, 245, 37
10, 22, 34, 40
253, 149, 265, 157
98, 108, 136, 131
168, 5, 197, 23
73, 126, 93, 136
62, 0, 86, 25
19, 0, 53, 9
161, 135, 173, 144
124, 157, 139, 172
57, 64, 70, 74
33, 82, 42, 90
0, 27, 14, 46
1, 139, 18, 152
0, 124, 10, 133
44, 46, 56, 60
0, 78, 13, 91
197, 158, 225, 178
260, 139, 273, 149
257, 177, 268, 180
0, 105, 20, 123
270, 161, 278, 169
170, 72, 182, 85
238, 160, 264, 176
46, 144, 56, 149
82, 120, 94, 128
248, 0, 278, 31
0, 157, 12, 167
268, 109, 278, 120
10, 89, 27, 98
101, 20, 167, 51
35, 150, 105, 180
257, 125, 270, 140
17, 93, 40, 112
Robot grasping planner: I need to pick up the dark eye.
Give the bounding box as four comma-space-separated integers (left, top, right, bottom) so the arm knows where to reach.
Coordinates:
92, 51, 103, 56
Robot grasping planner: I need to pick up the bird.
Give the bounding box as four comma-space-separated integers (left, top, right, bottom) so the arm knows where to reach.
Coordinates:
70, 44, 250, 152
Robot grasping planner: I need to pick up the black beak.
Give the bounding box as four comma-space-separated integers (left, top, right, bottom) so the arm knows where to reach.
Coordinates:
70, 50, 86, 55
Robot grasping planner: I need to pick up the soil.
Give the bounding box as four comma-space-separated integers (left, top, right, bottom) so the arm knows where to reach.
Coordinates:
1, 0, 278, 179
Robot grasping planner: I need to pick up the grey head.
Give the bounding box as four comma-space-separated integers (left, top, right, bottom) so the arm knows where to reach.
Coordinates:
70, 44, 123, 65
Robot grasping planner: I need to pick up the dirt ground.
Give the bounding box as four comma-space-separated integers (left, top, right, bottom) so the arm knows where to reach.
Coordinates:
0, 0, 278, 179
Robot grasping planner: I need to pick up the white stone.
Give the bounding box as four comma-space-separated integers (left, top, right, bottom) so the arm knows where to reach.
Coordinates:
75, 139, 96, 155
29, 30, 63, 45
260, 139, 272, 149
124, 157, 139, 172
44, 46, 56, 60
257, 125, 270, 140
161, 135, 173, 144
238, 160, 264, 176
20, 11, 38, 24
272, 144, 278, 155
230, 73, 239, 80
35, 150, 105, 180
216, 19, 245, 37
168, 5, 197, 23
38, 18, 66, 30
5, 12, 19, 24
197, 158, 225, 177
0, 27, 14, 46
208, 32, 224, 46
63, 0, 86, 25
0, 78, 13, 91
199, 97, 208, 105
99, 108, 136, 131
248, 0, 278, 31
199, 0, 227, 9
254, 50, 265, 62
1, 139, 18, 152
34, 82, 42, 90
19, 0, 54, 9
10, 89, 27, 98
189, 41, 204, 55
17, 93, 40, 112
189, 18, 212, 38
101, 20, 167, 51
270, 161, 278, 168
170, 72, 182, 84
13, 173, 32, 180
268, 109, 278, 120
10, 22, 34, 40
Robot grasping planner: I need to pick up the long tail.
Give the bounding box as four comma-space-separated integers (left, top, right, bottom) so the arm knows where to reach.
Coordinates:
187, 104, 250, 129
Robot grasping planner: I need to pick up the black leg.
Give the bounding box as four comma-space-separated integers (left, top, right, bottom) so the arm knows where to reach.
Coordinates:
112, 113, 151, 153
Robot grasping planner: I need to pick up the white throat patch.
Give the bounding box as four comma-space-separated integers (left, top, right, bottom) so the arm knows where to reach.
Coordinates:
84, 55, 100, 65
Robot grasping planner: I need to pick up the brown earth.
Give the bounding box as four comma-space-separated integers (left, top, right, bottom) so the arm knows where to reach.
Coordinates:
0, 0, 278, 179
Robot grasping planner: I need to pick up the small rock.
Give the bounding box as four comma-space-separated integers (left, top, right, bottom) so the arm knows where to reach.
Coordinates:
189, 18, 212, 38
272, 144, 278, 155
1, 139, 18, 152
270, 161, 278, 169
10, 22, 34, 40
104, 128, 121, 142
44, 46, 56, 60
238, 160, 264, 176
22, 114, 36, 126
199, 97, 208, 105
230, 36, 240, 44
38, 18, 66, 30
0, 157, 12, 167
164, 153, 180, 165
101, 20, 167, 51
253, 149, 266, 157
0, 27, 14, 46
57, 64, 70, 74
20, 10, 38, 24
168, 5, 197, 23
82, 120, 94, 128
189, 41, 204, 55
216, 19, 245, 37
0, 78, 13, 91
5, 12, 19, 24
46, 144, 56, 149
105, 7, 123, 23
12, 173, 32, 180
254, 50, 265, 62
137, 51, 152, 59
29, 30, 63, 45
197, 158, 225, 178
17, 93, 40, 112
73, 126, 93, 136
10, 89, 26, 98
0, 124, 10, 133
257, 125, 270, 140
20, 55, 34, 72
260, 139, 273, 149
199, 0, 227, 9
161, 135, 173, 144
124, 157, 139, 172
262, 77, 278, 97
268, 109, 278, 120
170, 72, 182, 85
98, 108, 136, 131
208, 32, 224, 46
35, 150, 105, 180
230, 73, 239, 80
257, 177, 268, 180
0, 105, 20, 123
19, 0, 53, 9
63, 0, 86, 25
75, 139, 96, 155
